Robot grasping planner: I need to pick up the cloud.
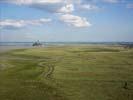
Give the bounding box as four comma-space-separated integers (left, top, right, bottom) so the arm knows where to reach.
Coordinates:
60, 14, 91, 28
0, 0, 79, 14
0, 18, 51, 29
57, 4, 74, 13
0, 0, 93, 28
0, 0, 63, 5
0, 0, 75, 14
0, 0, 99, 13
126, 3, 133, 9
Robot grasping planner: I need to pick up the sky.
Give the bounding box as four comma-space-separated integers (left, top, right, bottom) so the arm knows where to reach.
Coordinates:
0, 0, 133, 42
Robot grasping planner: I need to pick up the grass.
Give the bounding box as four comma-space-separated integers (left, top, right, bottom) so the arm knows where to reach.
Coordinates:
0, 45, 133, 100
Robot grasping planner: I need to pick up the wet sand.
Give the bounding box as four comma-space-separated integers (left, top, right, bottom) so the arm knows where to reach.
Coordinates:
0, 46, 33, 53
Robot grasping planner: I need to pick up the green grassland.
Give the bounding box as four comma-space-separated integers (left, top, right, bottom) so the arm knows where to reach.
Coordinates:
0, 45, 133, 100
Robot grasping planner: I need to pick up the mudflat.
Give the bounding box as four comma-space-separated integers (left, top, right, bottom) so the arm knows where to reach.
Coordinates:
0, 45, 133, 100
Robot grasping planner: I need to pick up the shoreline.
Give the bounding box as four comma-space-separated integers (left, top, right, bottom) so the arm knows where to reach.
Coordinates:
0, 46, 33, 53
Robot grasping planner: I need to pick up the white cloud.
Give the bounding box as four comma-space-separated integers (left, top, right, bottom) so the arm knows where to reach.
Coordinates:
57, 4, 74, 13
80, 4, 99, 10
0, 0, 98, 13
1, 0, 63, 5
126, 3, 133, 9
0, 18, 51, 29
0, 0, 67, 14
60, 14, 91, 28
33, 0, 63, 4
0, 0, 93, 28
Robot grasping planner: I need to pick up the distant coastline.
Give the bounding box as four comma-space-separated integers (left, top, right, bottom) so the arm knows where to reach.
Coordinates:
0, 42, 133, 53
0, 41, 133, 46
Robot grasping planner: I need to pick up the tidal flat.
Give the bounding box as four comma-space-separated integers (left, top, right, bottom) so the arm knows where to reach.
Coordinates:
0, 45, 133, 100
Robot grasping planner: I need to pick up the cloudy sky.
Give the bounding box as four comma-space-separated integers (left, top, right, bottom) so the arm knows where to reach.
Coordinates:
0, 0, 133, 42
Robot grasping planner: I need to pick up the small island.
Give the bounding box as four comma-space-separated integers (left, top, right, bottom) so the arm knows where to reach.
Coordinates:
32, 40, 42, 46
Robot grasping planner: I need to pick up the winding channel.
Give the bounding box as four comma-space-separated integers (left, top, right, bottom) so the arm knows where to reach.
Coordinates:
0, 57, 55, 78
38, 61, 54, 78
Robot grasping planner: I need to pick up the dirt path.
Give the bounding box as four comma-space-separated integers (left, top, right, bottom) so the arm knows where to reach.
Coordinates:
38, 61, 54, 78
0, 56, 55, 78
